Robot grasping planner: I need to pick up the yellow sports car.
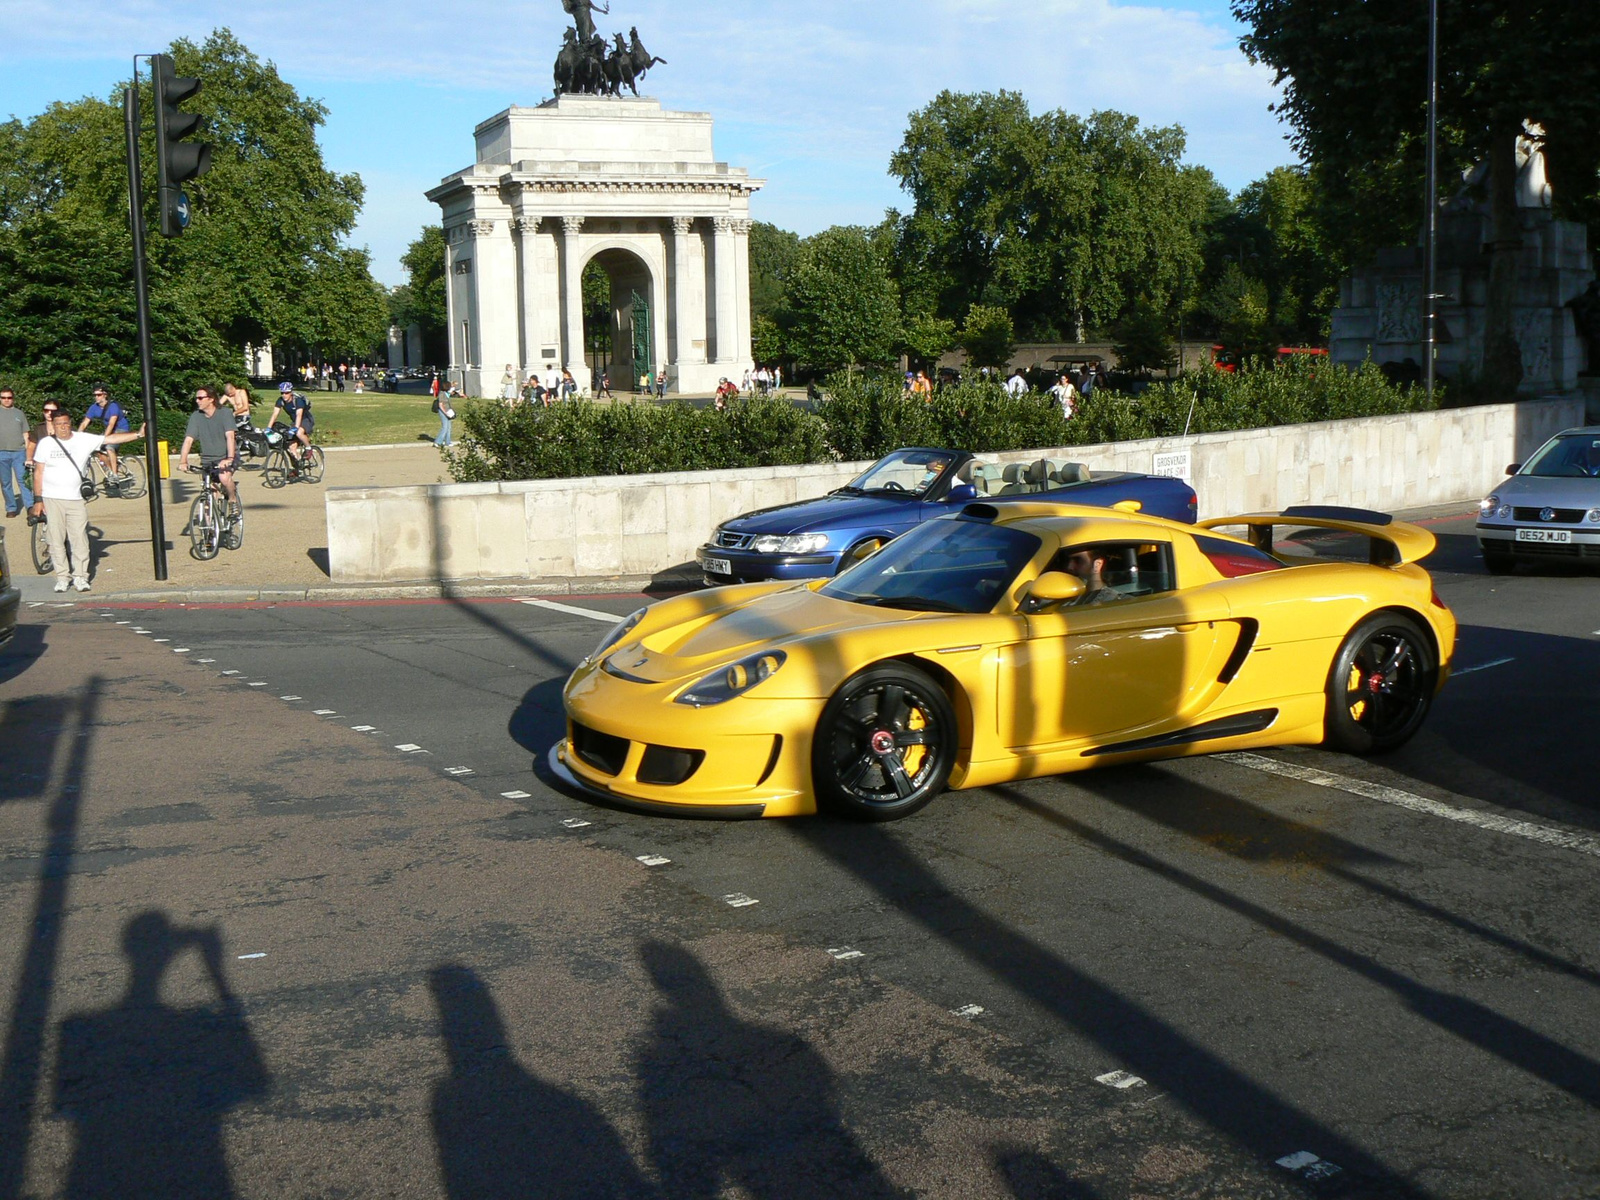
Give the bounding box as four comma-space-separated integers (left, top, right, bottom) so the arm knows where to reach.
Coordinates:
549, 502, 1456, 821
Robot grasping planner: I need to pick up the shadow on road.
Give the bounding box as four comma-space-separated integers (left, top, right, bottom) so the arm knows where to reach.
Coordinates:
0, 624, 47, 689
429, 964, 654, 1200
993, 1144, 1105, 1199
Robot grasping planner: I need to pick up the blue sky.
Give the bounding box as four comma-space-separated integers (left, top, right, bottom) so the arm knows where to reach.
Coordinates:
0, 0, 1297, 288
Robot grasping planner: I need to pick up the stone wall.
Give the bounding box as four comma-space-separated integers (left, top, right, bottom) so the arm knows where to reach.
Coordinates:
325, 397, 1585, 585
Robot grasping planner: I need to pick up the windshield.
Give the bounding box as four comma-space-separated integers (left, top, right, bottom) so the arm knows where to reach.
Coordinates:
1520, 434, 1600, 478
820, 517, 1040, 613
841, 449, 954, 497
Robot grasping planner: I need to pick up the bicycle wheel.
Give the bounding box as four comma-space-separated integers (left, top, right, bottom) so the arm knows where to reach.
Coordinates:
302, 445, 325, 484
31, 519, 52, 575
223, 502, 243, 551
189, 492, 221, 560
262, 450, 288, 489
113, 453, 148, 500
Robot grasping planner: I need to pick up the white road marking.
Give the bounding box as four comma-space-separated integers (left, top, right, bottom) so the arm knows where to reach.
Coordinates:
827, 947, 865, 961
952, 1004, 985, 1019
50, 603, 74, 608
152, 638, 170, 643
1275, 1152, 1342, 1182
350, 724, 376, 732
443, 766, 474, 776
279, 695, 302, 701
237, 952, 267, 961
115, 619, 129, 624
396, 743, 424, 753
313, 709, 337, 716
637, 854, 671, 866
500, 789, 532, 799
27, 603, 42, 609
1219, 752, 1600, 858
519, 598, 619, 623
723, 893, 759, 907
196, 658, 214, 663
561, 818, 592, 829
247, 682, 268, 687
220, 670, 240, 676
172, 648, 191, 653
1095, 1070, 1146, 1090
1452, 656, 1514, 676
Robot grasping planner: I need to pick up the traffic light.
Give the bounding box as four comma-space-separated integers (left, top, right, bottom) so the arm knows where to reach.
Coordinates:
152, 53, 212, 237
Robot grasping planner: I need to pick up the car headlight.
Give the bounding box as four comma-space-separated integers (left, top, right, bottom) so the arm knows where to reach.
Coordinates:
1478, 494, 1499, 516
1499, 504, 1512, 518
1589, 508, 1600, 524
750, 532, 830, 555
676, 650, 787, 707
589, 608, 645, 663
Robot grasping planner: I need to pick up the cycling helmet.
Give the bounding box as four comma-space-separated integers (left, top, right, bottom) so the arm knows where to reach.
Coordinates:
279, 382, 295, 393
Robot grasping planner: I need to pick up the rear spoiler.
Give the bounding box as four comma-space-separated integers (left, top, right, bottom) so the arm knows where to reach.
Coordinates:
1198, 505, 1436, 566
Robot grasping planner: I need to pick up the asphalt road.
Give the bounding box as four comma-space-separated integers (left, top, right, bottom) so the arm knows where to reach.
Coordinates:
1, 511, 1597, 1197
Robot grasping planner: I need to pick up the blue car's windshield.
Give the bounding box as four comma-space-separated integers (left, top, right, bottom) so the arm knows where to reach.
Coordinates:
840, 450, 954, 498
820, 518, 1041, 613
1521, 434, 1600, 478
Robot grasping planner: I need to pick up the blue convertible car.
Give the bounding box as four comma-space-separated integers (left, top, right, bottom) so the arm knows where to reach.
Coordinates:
695, 447, 1198, 585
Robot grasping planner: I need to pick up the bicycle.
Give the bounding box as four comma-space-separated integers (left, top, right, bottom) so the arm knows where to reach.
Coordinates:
186, 463, 242, 560
30, 511, 51, 575
261, 429, 325, 489
89, 444, 148, 500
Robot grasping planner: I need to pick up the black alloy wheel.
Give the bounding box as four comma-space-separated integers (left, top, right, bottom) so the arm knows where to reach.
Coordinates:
812, 664, 957, 821
1324, 613, 1437, 754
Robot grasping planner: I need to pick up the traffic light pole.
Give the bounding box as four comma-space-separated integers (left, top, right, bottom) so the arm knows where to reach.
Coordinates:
124, 72, 169, 581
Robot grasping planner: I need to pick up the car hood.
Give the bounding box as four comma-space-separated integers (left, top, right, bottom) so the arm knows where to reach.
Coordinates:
613, 585, 909, 684
1490, 475, 1600, 507
718, 492, 920, 538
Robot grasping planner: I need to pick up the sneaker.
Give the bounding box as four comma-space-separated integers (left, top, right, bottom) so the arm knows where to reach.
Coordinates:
53, 579, 69, 593
72, 579, 90, 593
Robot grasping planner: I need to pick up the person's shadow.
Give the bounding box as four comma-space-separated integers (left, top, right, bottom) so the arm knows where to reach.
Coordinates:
636, 940, 902, 1199
429, 964, 657, 1199
52, 911, 269, 1199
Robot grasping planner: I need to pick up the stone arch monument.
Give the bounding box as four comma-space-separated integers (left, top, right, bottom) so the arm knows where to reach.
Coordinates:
426, 94, 763, 397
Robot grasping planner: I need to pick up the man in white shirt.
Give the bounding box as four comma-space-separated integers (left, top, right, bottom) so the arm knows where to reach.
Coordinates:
30, 407, 146, 592
1005, 368, 1028, 398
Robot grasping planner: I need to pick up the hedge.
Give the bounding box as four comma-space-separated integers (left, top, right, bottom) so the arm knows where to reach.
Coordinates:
445, 359, 1434, 483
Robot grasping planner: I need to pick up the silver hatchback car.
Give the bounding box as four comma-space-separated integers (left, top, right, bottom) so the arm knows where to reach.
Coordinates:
1476, 426, 1600, 573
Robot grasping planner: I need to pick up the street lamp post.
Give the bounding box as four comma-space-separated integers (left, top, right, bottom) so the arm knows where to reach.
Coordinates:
1423, 0, 1439, 406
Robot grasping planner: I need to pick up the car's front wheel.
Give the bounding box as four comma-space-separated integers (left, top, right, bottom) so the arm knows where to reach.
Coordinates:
1324, 613, 1437, 754
812, 664, 957, 821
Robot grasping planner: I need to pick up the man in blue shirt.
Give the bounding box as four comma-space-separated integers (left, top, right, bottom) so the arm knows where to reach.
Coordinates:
270, 382, 315, 471
80, 384, 132, 481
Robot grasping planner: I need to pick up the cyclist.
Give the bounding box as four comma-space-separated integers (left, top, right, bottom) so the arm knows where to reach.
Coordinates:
177, 386, 240, 519
269, 382, 315, 474
80, 383, 131, 484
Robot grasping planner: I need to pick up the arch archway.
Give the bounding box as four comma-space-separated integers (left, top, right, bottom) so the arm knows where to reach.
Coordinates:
582, 245, 659, 393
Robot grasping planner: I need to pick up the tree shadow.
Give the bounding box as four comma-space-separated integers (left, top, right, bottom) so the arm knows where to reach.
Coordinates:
992, 1144, 1105, 1199
52, 911, 268, 1199
636, 939, 902, 1199
0, 623, 47, 689
429, 964, 655, 1199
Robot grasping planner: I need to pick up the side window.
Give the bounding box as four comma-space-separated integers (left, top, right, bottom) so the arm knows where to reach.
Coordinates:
1194, 533, 1283, 578
1044, 542, 1175, 601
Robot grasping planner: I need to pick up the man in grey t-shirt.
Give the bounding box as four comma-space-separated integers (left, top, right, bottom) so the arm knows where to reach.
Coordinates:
0, 385, 32, 516
178, 386, 239, 512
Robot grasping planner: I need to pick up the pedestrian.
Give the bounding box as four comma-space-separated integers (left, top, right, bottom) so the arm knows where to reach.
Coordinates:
561, 367, 577, 400
30, 406, 145, 592
1005, 367, 1028, 398
638, 368, 650, 394
432, 384, 456, 447
596, 370, 612, 400
1080, 366, 1095, 400
741, 368, 753, 395
501, 363, 519, 403
1049, 372, 1078, 419
0, 385, 33, 518
336, 363, 347, 392
654, 369, 666, 399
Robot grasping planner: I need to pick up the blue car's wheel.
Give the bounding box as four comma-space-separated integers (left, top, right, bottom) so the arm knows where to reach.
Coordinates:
813, 664, 956, 821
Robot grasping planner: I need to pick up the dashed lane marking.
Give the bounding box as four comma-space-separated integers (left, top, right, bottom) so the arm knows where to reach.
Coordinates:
1219, 752, 1600, 859
173, 648, 191, 653
1095, 1070, 1146, 1090
500, 789, 532, 799
197, 658, 215, 663
723, 893, 759, 908
26, 603, 42, 609
396, 743, 425, 753
313, 709, 337, 716
247, 682, 268, 687
152, 638, 170, 643
279, 695, 302, 701
115, 620, 130, 624
1452, 656, 1514, 676
637, 854, 672, 867
443, 766, 474, 776
350, 724, 377, 732
220, 670, 240, 676
561, 818, 592, 829
518, 598, 620, 623
1276, 1152, 1343, 1183
951, 1004, 985, 1019
237, 953, 267, 961
827, 947, 864, 961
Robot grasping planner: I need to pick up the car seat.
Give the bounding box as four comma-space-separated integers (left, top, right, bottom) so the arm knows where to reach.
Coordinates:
1050, 461, 1092, 485
1023, 460, 1052, 493
969, 462, 1001, 496
997, 463, 1030, 495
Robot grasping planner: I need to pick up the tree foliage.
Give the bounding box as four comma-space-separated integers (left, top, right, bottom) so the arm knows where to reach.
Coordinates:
957, 304, 1015, 370
1110, 301, 1178, 375
776, 226, 901, 371
749, 221, 801, 324
396, 225, 448, 364
0, 28, 385, 403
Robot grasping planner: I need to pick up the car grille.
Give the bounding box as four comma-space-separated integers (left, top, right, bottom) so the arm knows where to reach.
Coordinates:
1515, 541, 1600, 559
637, 745, 705, 786
571, 721, 629, 776
714, 530, 754, 549
1512, 506, 1586, 523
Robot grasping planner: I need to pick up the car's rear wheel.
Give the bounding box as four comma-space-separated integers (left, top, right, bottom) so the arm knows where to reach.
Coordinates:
1324, 613, 1436, 755
1482, 546, 1516, 575
812, 664, 956, 821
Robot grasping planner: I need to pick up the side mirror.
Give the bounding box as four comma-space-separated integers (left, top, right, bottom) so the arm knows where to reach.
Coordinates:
1019, 570, 1086, 612
1506, 463, 1521, 475
948, 483, 978, 502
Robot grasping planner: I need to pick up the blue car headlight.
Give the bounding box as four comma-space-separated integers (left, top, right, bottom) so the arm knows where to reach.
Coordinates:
676, 650, 787, 707
750, 532, 830, 555
589, 608, 645, 664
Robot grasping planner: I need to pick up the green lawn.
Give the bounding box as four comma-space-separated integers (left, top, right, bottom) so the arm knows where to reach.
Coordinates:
247, 387, 441, 446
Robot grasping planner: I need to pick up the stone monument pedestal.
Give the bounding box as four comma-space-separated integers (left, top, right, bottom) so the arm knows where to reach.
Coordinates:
427, 95, 762, 399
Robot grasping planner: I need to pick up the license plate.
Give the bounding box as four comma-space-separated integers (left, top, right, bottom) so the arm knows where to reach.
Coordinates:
1516, 528, 1571, 543
700, 555, 733, 574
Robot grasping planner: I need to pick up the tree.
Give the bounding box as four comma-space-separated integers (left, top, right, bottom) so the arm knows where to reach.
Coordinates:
1234, 0, 1600, 385
398, 225, 448, 364
958, 304, 1014, 370
1205, 264, 1273, 361
778, 227, 901, 371
748, 221, 801, 324
1111, 301, 1178, 375
751, 314, 784, 365
900, 310, 957, 369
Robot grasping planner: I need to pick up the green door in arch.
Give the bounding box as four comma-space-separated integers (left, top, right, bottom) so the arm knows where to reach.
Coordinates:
631, 289, 653, 390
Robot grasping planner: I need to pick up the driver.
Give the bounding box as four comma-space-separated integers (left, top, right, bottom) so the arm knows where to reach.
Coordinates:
1064, 546, 1122, 605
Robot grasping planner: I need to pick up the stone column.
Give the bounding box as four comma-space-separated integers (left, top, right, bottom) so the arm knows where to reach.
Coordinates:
712, 217, 738, 364
732, 218, 753, 364
512, 215, 541, 372
560, 216, 586, 377
671, 217, 705, 366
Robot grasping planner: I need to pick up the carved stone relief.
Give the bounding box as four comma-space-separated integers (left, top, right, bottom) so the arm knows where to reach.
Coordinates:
1375, 280, 1421, 342
1514, 309, 1552, 379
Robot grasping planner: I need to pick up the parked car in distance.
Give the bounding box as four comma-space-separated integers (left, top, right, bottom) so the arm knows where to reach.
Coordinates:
1476, 426, 1600, 573
695, 447, 1198, 586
